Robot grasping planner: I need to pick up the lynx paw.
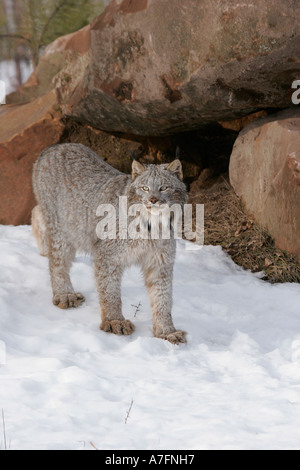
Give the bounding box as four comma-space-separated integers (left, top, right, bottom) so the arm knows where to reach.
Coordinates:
159, 330, 187, 345
100, 319, 135, 336
53, 292, 85, 309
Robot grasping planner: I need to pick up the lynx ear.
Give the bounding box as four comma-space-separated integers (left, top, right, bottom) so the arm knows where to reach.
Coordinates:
166, 159, 183, 181
130, 149, 137, 161
132, 160, 146, 180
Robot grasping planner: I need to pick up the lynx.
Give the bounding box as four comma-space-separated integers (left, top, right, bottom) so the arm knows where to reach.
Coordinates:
32, 143, 188, 344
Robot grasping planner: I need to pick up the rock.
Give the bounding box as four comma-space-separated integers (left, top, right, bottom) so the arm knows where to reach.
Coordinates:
0, 91, 64, 225
8, 0, 299, 136
55, 0, 300, 135
60, 118, 238, 184
7, 25, 91, 106
229, 109, 300, 261
218, 111, 268, 133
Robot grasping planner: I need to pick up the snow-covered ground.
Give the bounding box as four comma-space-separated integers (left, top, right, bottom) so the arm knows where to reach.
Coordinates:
0, 224, 300, 450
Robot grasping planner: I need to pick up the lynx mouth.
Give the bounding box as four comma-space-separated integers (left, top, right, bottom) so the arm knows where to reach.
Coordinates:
145, 203, 169, 214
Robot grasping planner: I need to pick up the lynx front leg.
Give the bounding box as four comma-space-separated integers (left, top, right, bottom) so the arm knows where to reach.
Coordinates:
94, 260, 135, 336
49, 235, 85, 309
143, 261, 187, 344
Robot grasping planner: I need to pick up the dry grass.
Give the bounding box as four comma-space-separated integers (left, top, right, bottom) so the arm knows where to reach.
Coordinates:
188, 172, 300, 284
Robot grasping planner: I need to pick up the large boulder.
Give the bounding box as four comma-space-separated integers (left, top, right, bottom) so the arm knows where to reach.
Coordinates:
41, 0, 300, 135
229, 109, 300, 261
7, 0, 300, 136
0, 91, 64, 225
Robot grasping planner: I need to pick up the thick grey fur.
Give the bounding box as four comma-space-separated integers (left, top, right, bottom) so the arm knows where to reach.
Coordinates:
32, 143, 188, 344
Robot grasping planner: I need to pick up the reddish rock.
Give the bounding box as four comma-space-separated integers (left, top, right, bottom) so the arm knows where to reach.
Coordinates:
229, 109, 300, 261
7, 25, 91, 106
64, 0, 300, 135
8, 0, 300, 136
218, 111, 268, 133
0, 91, 64, 225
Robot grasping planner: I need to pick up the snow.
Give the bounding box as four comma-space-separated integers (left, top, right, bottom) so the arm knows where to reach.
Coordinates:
0, 60, 33, 95
1, 225, 300, 450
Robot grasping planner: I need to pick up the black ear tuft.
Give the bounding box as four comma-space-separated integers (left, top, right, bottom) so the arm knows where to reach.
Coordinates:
130, 149, 137, 161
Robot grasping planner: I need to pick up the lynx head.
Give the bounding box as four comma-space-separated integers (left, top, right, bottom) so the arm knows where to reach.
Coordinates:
128, 148, 187, 212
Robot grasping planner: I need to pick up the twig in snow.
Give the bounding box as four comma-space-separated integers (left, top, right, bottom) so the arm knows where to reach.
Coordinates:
90, 441, 99, 450
125, 399, 134, 424
131, 302, 142, 317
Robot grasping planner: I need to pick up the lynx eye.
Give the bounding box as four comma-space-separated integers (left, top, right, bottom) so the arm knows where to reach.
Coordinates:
142, 186, 150, 192
160, 186, 169, 192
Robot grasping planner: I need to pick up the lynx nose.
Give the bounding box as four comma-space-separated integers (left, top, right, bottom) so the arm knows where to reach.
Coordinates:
148, 196, 159, 205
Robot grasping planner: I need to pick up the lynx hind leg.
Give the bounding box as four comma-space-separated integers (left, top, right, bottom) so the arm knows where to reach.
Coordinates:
31, 205, 49, 257
48, 235, 85, 309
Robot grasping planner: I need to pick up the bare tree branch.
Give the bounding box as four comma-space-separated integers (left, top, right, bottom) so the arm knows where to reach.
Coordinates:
0, 33, 31, 44
38, 0, 68, 47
